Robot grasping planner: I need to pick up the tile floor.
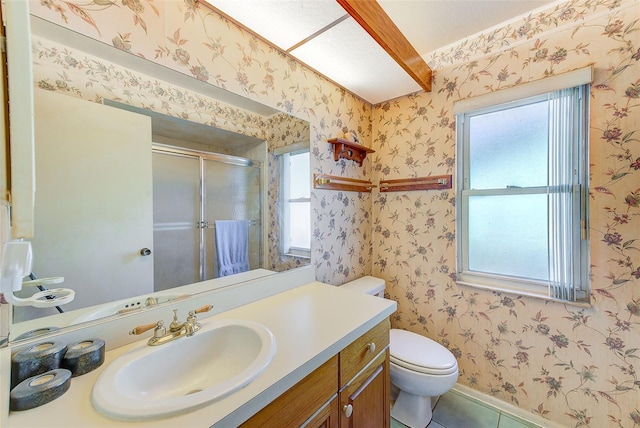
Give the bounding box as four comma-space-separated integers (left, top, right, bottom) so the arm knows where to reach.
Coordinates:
391, 389, 542, 428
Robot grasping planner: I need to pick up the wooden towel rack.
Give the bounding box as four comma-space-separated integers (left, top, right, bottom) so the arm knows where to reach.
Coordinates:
379, 175, 452, 192
314, 174, 376, 193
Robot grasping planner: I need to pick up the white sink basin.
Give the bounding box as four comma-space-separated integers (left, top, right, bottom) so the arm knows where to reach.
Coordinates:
92, 319, 276, 420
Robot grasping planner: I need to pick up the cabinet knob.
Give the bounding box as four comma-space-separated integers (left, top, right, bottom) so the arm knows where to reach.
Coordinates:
139, 248, 151, 256
342, 404, 353, 418
367, 342, 376, 353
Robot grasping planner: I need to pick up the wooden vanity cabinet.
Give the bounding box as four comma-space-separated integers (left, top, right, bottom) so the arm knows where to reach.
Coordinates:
239, 356, 338, 428
303, 396, 340, 428
338, 319, 390, 428
339, 351, 389, 428
240, 318, 390, 428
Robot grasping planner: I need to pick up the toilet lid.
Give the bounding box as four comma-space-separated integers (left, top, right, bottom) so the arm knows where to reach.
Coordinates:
390, 329, 458, 375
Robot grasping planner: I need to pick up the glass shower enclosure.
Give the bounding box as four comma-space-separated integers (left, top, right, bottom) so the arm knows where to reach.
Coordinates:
152, 145, 262, 291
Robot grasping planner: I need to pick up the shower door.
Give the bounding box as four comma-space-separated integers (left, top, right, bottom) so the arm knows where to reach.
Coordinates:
203, 159, 262, 279
152, 151, 200, 291
152, 147, 262, 291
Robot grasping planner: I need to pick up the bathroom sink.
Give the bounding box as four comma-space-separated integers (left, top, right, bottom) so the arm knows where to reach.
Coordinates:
92, 319, 276, 420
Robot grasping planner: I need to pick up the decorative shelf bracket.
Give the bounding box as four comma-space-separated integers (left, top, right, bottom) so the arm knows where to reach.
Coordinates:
379, 175, 452, 192
314, 174, 376, 193
328, 138, 375, 166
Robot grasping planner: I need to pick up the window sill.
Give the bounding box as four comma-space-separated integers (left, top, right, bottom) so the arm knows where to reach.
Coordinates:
455, 279, 592, 308
282, 252, 311, 260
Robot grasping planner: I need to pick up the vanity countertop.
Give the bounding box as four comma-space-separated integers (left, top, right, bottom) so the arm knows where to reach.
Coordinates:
7, 282, 396, 427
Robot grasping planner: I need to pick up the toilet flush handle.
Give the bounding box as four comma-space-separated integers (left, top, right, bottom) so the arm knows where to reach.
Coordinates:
367, 342, 376, 353
342, 404, 353, 417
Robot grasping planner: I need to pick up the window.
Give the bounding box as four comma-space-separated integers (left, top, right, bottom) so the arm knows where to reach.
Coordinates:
280, 149, 311, 258
455, 78, 590, 303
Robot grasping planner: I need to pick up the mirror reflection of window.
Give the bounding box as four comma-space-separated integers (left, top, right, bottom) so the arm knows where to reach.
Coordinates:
281, 150, 311, 258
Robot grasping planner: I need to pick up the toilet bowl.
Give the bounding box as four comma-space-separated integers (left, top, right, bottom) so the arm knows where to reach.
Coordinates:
389, 328, 458, 427
340, 276, 459, 428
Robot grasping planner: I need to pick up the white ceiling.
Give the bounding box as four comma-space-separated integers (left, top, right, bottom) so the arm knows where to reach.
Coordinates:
207, 0, 557, 104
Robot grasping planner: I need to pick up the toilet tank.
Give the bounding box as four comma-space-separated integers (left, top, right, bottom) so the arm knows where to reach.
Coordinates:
340, 276, 385, 297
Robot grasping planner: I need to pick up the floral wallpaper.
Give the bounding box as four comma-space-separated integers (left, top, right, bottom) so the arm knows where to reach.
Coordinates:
32, 36, 268, 139
372, 0, 640, 427
25, 0, 640, 426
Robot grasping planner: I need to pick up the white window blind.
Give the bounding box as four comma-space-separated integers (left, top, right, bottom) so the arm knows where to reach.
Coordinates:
548, 86, 589, 301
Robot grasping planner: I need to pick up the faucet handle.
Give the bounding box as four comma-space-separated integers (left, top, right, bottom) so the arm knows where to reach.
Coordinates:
194, 304, 213, 314
130, 321, 159, 335
187, 304, 212, 328
153, 320, 166, 338
192, 304, 213, 320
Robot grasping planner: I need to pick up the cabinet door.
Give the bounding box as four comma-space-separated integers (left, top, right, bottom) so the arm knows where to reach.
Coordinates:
302, 396, 339, 428
25, 89, 154, 315
339, 350, 390, 428
241, 356, 338, 427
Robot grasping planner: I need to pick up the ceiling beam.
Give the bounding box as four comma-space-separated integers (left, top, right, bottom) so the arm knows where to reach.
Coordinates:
337, 0, 432, 93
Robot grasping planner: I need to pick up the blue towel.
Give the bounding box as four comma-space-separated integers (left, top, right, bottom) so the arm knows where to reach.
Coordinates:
214, 220, 250, 277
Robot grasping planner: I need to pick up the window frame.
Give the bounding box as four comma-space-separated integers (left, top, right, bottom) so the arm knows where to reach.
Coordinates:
279, 148, 311, 259
455, 86, 590, 303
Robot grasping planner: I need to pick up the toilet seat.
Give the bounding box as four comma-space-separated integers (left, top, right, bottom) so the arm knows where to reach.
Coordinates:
390, 355, 458, 375
390, 329, 458, 376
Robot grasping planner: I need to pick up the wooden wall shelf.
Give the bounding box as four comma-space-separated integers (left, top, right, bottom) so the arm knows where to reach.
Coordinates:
379, 175, 452, 192
328, 138, 375, 166
314, 174, 375, 193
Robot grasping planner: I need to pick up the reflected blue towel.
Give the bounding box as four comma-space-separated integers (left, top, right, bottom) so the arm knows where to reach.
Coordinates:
214, 220, 250, 277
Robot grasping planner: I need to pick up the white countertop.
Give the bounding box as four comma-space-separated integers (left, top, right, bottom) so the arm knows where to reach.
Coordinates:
7, 282, 396, 427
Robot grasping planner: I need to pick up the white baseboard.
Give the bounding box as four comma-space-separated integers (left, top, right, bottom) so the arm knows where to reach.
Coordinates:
451, 384, 568, 428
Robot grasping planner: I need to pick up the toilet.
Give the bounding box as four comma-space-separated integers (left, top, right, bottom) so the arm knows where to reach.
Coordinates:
341, 276, 459, 428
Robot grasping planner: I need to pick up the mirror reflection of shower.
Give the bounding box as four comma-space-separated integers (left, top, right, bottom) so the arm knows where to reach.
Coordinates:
12, 92, 307, 329
152, 146, 262, 292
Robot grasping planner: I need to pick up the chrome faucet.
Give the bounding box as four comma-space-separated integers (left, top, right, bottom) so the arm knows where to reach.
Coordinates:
129, 305, 213, 346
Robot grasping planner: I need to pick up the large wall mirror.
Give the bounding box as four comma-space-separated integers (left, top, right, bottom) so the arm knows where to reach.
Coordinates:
7, 16, 311, 342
